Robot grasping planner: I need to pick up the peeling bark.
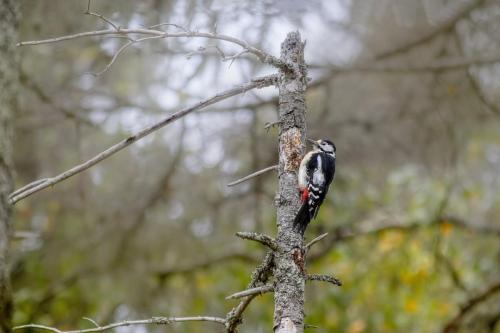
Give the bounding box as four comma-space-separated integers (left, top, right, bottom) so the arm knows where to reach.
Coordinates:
274, 32, 308, 333
0, 1, 19, 331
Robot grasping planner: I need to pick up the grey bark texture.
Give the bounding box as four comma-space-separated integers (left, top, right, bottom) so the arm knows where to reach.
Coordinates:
274, 32, 308, 333
0, 0, 19, 331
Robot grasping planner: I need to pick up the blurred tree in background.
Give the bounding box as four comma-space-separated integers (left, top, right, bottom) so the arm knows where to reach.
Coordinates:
8, 0, 500, 332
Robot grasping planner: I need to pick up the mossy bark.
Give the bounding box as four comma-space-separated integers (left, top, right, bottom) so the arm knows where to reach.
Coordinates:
0, 1, 19, 331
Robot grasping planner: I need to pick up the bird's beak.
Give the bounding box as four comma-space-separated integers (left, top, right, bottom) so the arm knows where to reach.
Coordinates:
306, 138, 317, 146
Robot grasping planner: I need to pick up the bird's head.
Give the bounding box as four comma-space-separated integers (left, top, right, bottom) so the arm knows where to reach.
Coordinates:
308, 138, 336, 156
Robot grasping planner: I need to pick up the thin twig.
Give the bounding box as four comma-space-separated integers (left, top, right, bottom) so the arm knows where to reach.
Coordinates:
82, 318, 99, 328
305, 233, 328, 251
147, 23, 188, 31
225, 284, 274, 300
227, 165, 278, 187
306, 274, 342, 287
305, 324, 320, 329
13, 316, 226, 333
9, 75, 276, 204
235, 231, 277, 251
84, 0, 119, 31
442, 280, 500, 333
264, 121, 281, 130
90, 40, 133, 76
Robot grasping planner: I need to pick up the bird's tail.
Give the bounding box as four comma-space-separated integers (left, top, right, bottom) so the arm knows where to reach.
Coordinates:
293, 202, 312, 235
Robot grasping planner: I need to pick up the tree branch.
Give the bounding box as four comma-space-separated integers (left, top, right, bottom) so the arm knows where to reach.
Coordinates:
226, 284, 274, 300
18, 28, 288, 69
376, 0, 486, 59
314, 53, 500, 74
20, 71, 96, 126
442, 280, 500, 333
310, 0, 486, 88
225, 251, 274, 332
306, 274, 342, 287
305, 233, 328, 251
13, 316, 226, 333
227, 165, 278, 187
9, 75, 276, 204
84, 1, 120, 31
235, 232, 277, 251
309, 215, 500, 262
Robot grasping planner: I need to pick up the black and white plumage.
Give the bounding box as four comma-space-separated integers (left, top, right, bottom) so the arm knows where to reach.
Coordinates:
294, 139, 336, 234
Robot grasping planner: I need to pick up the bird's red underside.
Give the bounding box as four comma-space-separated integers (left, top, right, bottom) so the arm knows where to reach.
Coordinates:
300, 188, 308, 202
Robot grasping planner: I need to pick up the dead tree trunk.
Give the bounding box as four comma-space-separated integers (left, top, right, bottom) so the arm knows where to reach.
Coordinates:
0, 1, 19, 332
274, 32, 308, 333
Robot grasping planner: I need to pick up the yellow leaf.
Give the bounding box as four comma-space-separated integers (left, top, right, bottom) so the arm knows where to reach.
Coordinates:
377, 230, 404, 252
404, 298, 418, 313
347, 319, 366, 333
439, 221, 452, 236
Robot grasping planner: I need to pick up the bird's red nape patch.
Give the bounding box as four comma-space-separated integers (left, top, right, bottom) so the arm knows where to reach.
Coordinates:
300, 188, 308, 202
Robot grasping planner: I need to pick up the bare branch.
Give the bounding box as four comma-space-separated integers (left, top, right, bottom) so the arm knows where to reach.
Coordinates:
309, 215, 500, 262
90, 40, 133, 76
314, 53, 500, 74
9, 75, 277, 204
20, 71, 96, 126
226, 284, 274, 300
225, 252, 274, 332
227, 165, 278, 187
84, 1, 120, 31
309, 0, 487, 88
306, 274, 342, 287
443, 280, 500, 333
467, 69, 500, 116
18, 28, 288, 69
305, 324, 320, 329
235, 231, 277, 251
376, 0, 486, 59
305, 233, 328, 251
264, 121, 281, 130
82, 318, 99, 328
13, 316, 226, 333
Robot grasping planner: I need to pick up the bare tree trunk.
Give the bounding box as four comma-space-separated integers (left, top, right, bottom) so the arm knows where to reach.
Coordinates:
274, 32, 308, 333
0, 1, 19, 331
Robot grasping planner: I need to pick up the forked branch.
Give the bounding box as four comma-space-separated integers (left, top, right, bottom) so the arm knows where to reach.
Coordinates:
18, 28, 289, 70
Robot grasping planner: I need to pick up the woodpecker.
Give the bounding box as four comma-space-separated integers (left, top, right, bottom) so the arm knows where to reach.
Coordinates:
294, 138, 336, 234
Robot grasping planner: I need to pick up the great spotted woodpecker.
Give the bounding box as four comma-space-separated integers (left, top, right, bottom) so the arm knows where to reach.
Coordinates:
294, 139, 336, 234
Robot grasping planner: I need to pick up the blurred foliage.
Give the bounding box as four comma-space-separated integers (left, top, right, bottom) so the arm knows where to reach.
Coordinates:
11, 0, 500, 332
